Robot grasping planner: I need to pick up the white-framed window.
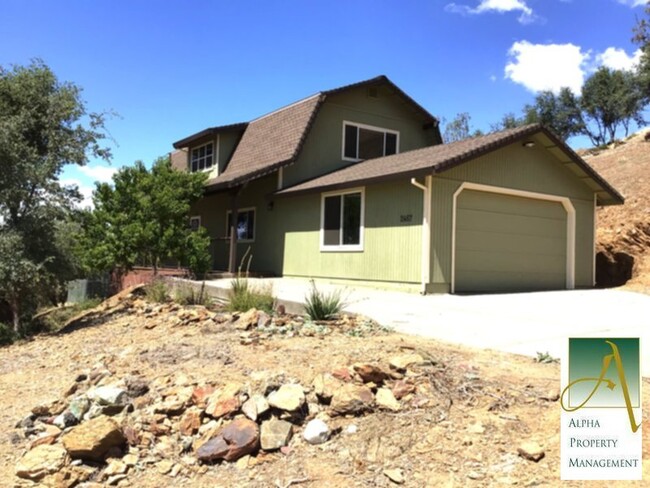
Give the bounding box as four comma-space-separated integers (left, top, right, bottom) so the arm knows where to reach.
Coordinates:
189, 216, 201, 232
190, 142, 214, 172
226, 207, 255, 242
320, 188, 364, 252
342, 121, 399, 161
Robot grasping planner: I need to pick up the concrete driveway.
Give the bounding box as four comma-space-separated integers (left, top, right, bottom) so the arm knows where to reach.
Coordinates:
201, 278, 650, 375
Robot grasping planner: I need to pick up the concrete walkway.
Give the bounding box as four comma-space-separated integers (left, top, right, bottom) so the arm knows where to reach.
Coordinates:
198, 277, 650, 375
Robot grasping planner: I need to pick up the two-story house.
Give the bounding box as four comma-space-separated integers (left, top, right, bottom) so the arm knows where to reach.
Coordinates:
171, 75, 623, 294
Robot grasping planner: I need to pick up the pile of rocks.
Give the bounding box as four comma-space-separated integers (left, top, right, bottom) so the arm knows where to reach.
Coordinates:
13, 352, 436, 486
64, 285, 388, 339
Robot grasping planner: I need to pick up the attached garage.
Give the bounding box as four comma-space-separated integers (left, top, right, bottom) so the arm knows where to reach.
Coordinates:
275, 124, 624, 295
452, 184, 573, 293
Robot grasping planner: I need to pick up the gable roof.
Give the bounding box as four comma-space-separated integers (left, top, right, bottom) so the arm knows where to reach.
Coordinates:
275, 124, 624, 206
183, 75, 440, 192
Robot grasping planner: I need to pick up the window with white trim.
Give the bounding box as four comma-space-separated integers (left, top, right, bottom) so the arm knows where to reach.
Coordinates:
226, 208, 255, 241
190, 142, 214, 172
343, 122, 398, 161
189, 216, 201, 232
321, 189, 364, 251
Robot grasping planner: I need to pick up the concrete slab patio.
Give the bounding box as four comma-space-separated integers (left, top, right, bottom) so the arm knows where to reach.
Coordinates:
195, 277, 650, 376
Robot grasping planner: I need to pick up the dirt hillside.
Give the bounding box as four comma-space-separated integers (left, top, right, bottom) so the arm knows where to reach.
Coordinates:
582, 129, 650, 292
2, 288, 650, 487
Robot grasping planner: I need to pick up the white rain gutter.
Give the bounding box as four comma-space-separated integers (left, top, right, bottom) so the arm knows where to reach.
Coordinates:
410, 176, 432, 294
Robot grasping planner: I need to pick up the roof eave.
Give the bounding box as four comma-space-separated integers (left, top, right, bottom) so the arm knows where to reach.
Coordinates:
273, 124, 625, 205
173, 122, 248, 149
205, 158, 295, 194
538, 127, 624, 206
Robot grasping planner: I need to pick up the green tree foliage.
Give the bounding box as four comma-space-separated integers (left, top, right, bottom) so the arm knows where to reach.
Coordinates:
83, 157, 211, 277
633, 4, 650, 93
527, 88, 583, 140
0, 60, 109, 333
580, 67, 647, 146
494, 69, 647, 146
442, 112, 484, 143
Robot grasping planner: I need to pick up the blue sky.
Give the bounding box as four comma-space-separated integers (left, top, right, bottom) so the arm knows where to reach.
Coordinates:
0, 0, 646, 206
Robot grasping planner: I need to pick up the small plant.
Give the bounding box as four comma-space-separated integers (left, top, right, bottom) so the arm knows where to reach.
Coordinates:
303, 280, 345, 320
535, 351, 559, 364
226, 248, 275, 313
144, 278, 169, 303
173, 281, 213, 307
227, 280, 275, 313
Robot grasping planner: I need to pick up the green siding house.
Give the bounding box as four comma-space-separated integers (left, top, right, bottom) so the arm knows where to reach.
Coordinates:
171, 76, 623, 294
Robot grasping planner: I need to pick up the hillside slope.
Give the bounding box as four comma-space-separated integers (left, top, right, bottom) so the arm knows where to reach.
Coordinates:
582, 129, 650, 291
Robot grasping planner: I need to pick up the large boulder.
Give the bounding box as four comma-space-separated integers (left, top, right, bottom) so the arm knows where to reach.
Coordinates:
312, 373, 341, 403
303, 418, 330, 445
330, 383, 374, 415
205, 383, 243, 419
267, 384, 305, 412
196, 418, 259, 463
353, 363, 390, 384
62, 415, 126, 462
231, 309, 259, 331
260, 418, 293, 451
15, 444, 68, 481
375, 388, 401, 411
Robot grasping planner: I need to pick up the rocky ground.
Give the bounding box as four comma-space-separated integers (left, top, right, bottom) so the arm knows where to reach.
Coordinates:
2, 288, 650, 488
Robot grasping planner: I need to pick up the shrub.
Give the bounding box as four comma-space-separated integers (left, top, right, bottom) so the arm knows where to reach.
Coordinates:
173, 282, 213, 307
227, 279, 275, 313
535, 351, 559, 364
304, 280, 345, 320
144, 278, 169, 303
0, 322, 16, 346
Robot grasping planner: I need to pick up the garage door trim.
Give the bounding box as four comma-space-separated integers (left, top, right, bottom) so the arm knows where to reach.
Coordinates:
451, 182, 575, 293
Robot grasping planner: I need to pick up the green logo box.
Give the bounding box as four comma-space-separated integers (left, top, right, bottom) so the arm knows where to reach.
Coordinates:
568, 338, 640, 409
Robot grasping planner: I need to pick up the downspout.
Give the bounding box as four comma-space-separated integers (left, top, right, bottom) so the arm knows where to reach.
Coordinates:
410, 176, 432, 294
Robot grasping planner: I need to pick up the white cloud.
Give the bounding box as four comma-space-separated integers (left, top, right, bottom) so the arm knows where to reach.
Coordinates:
616, 1, 648, 8
505, 41, 590, 94
596, 47, 643, 71
78, 164, 117, 183
445, 0, 537, 24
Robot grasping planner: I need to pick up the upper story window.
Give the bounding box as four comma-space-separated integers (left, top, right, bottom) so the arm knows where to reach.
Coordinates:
343, 122, 399, 161
190, 142, 214, 172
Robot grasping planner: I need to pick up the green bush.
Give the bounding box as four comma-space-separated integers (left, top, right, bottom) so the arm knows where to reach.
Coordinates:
144, 279, 169, 303
0, 322, 16, 346
227, 279, 275, 313
173, 282, 213, 307
304, 280, 345, 320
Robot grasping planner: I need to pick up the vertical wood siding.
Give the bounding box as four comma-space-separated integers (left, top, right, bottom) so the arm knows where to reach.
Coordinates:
430, 143, 596, 291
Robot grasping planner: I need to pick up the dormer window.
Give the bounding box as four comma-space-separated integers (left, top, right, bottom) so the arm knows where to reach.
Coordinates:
190, 142, 214, 172
343, 122, 399, 161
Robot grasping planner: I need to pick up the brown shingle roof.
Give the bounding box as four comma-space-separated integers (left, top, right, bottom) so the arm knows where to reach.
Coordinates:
206, 94, 324, 189
275, 124, 624, 205
195, 75, 440, 191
